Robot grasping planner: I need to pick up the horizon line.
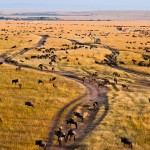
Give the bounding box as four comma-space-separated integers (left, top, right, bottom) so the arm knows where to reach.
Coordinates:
1, 9, 150, 12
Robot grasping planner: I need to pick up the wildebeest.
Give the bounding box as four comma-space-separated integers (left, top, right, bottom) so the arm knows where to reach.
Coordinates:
66, 129, 76, 141
66, 118, 78, 129
82, 77, 86, 83
25, 102, 34, 107
0, 117, 2, 123
93, 102, 98, 110
113, 72, 120, 77
74, 112, 84, 121
12, 45, 16, 48
132, 59, 136, 65
92, 72, 98, 78
19, 84, 22, 90
55, 130, 66, 146
38, 79, 44, 84
122, 84, 128, 90
120, 137, 133, 148
114, 78, 118, 84
16, 66, 21, 71
89, 77, 96, 84
12, 79, 19, 84
35, 140, 46, 150
52, 67, 55, 72
98, 82, 104, 87
103, 79, 110, 85
53, 83, 57, 88
38, 64, 43, 70
49, 77, 56, 82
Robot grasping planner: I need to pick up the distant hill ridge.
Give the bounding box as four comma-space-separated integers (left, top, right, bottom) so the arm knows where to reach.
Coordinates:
0, 10, 150, 20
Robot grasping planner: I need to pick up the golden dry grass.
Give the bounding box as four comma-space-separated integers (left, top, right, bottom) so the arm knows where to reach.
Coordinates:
0, 20, 150, 150
0, 64, 85, 150
81, 78, 150, 150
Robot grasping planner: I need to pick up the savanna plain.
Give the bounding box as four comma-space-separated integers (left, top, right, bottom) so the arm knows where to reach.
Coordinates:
0, 21, 150, 150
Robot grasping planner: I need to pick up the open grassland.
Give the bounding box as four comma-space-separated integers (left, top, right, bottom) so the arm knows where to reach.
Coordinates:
0, 21, 150, 150
81, 77, 150, 150
0, 64, 85, 150
1, 21, 148, 75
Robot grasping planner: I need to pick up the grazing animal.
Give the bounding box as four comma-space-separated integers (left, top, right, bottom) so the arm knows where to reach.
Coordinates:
93, 102, 98, 110
132, 59, 136, 65
52, 67, 55, 72
38, 79, 44, 84
120, 137, 133, 149
19, 84, 22, 90
82, 77, 86, 83
49, 77, 56, 82
38, 64, 43, 70
89, 78, 96, 83
12, 79, 19, 84
16, 66, 21, 71
113, 72, 120, 77
148, 98, 150, 103
66, 129, 76, 142
25, 102, 34, 107
103, 79, 110, 85
122, 84, 128, 90
66, 118, 78, 129
0, 117, 2, 123
43, 66, 48, 70
92, 72, 98, 78
74, 112, 84, 121
55, 130, 66, 146
114, 78, 118, 84
12, 45, 16, 48
53, 84, 57, 88
35, 140, 46, 150
98, 82, 103, 87
0, 62, 3, 65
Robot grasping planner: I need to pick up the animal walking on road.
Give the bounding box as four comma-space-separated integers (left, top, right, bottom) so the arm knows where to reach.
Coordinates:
66, 129, 76, 142
66, 118, 78, 129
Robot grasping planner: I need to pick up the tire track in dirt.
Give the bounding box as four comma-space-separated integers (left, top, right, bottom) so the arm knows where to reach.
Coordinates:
102, 45, 150, 77
67, 38, 150, 78
0, 36, 109, 150
0, 58, 109, 150
45, 74, 109, 150
0, 34, 49, 60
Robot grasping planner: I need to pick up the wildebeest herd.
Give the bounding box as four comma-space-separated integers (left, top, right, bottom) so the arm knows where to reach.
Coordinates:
1, 21, 149, 149
34, 70, 132, 149
8, 62, 132, 149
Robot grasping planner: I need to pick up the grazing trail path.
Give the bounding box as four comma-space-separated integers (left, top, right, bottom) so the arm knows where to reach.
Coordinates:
0, 35, 109, 150
1, 35, 149, 149
45, 73, 109, 150
0, 34, 49, 60
67, 38, 150, 78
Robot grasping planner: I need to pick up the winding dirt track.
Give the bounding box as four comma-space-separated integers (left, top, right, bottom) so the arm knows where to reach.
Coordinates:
0, 35, 109, 150
1, 34, 149, 149
67, 38, 150, 78
4, 34, 49, 60
46, 73, 109, 150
